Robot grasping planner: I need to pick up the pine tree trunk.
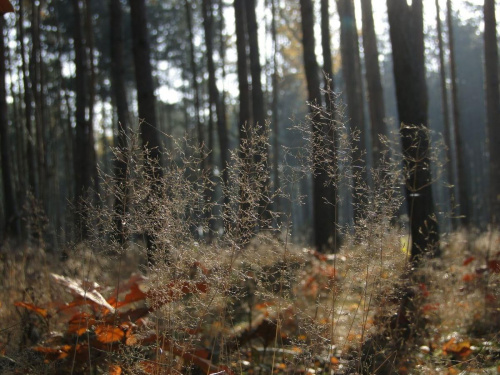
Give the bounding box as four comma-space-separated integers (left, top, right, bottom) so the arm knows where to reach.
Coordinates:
360, 0, 386, 163
0, 16, 20, 238
387, 0, 440, 260
72, 0, 96, 237
110, 0, 130, 244
300, 0, 336, 252
483, 0, 500, 223
447, 0, 468, 226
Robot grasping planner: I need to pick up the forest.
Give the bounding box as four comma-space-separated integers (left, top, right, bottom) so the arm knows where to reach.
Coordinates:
0, 0, 499, 374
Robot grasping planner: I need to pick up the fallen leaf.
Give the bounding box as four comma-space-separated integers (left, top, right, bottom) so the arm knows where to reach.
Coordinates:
94, 325, 124, 343
14, 302, 48, 318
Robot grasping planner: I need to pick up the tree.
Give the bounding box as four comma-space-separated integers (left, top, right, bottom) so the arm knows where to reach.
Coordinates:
447, 0, 468, 226
360, 0, 386, 163
129, 0, 162, 164
110, 0, 130, 243
300, 0, 336, 252
387, 0, 439, 260
435, 0, 455, 225
234, 0, 251, 133
0, 15, 20, 238
337, 0, 367, 223
202, 0, 229, 199
129, 0, 163, 262
72, 0, 97, 234
245, 0, 271, 225
483, 0, 500, 223
446, 0, 472, 225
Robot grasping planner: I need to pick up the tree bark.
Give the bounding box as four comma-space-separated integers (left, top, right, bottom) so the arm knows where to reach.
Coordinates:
435, 0, 455, 226
271, 0, 281, 219
72, 0, 96, 234
0, 16, 20, 238
300, 0, 336, 252
337, 0, 367, 222
360, 0, 386, 163
387, 0, 439, 260
110, 0, 130, 244
234, 0, 251, 134
202, 0, 229, 193
17, 0, 37, 198
129, 0, 161, 163
483, 0, 500, 223
245, 0, 271, 226
446, 0, 468, 226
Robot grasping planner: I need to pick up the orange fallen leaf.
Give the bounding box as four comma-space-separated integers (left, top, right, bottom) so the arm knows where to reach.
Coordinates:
463, 256, 475, 266
95, 325, 124, 343
14, 301, 48, 318
330, 356, 339, 364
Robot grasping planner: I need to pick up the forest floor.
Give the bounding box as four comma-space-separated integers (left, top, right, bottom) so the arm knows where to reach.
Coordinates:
0, 230, 499, 374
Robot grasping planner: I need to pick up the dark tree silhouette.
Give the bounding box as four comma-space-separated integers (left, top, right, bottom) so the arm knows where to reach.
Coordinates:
360, 0, 386, 163
110, 0, 130, 243
483, 0, 500, 223
300, 0, 336, 252
447, 0, 468, 226
0, 15, 19, 238
72, 0, 97, 237
387, 0, 440, 260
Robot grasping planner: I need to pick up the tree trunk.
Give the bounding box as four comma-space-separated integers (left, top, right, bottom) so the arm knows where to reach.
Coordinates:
110, 0, 130, 244
184, 0, 203, 152
202, 0, 229, 195
234, 0, 251, 134
300, 0, 336, 252
271, 0, 281, 219
17, 0, 37, 198
360, 0, 386, 163
129, 0, 163, 262
72, 0, 96, 236
447, 0, 468, 226
337, 0, 367, 223
483, 0, 500, 224
387, 0, 439, 260
435, 0, 455, 219
0, 16, 20, 238
129, 0, 161, 163
245, 0, 271, 226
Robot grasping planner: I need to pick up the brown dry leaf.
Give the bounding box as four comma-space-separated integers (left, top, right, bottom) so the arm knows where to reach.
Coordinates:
442, 338, 472, 359
14, 301, 49, 318
108, 364, 122, 375
330, 356, 339, 364
51, 274, 115, 313
94, 325, 125, 343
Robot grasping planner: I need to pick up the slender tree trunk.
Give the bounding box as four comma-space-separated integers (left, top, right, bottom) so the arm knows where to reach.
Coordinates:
234, 0, 251, 134
387, 0, 439, 260
18, 0, 37, 198
202, 0, 229, 195
435, 0, 455, 222
300, 0, 336, 252
337, 0, 367, 223
271, 0, 281, 219
320, 0, 339, 249
31, 0, 46, 202
484, 0, 500, 223
72, 0, 96, 237
447, 0, 468, 226
129, 0, 161, 163
110, 0, 130, 244
360, 0, 386, 163
184, 0, 203, 152
245, 0, 271, 226
0, 16, 20, 238
129, 0, 163, 262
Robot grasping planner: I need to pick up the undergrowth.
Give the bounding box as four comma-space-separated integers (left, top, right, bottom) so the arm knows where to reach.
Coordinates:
0, 95, 499, 374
